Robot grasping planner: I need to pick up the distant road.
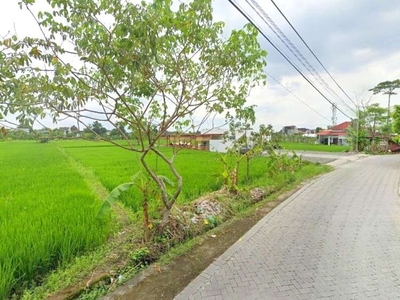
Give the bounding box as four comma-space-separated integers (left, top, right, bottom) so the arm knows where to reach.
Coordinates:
262, 149, 359, 164
283, 150, 357, 164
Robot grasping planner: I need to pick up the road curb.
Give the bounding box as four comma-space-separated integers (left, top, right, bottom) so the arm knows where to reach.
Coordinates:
327, 153, 368, 168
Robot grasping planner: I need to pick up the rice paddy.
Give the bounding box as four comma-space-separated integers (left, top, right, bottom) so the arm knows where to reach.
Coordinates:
0, 142, 111, 299
0, 140, 328, 299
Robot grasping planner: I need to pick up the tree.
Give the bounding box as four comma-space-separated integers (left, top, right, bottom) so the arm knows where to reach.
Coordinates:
258, 124, 273, 145
0, 126, 7, 140
1, 0, 267, 227
369, 79, 400, 125
393, 105, 400, 134
235, 121, 253, 184
347, 103, 387, 152
347, 121, 369, 152
217, 120, 253, 194
364, 103, 387, 138
83, 121, 107, 138
315, 127, 323, 133
91, 121, 107, 136
109, 122, 127, 139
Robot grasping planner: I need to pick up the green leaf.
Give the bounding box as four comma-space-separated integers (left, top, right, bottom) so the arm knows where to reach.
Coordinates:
97, 181, 134, 218
158, 175, 174, 187
131, 171, 141, 182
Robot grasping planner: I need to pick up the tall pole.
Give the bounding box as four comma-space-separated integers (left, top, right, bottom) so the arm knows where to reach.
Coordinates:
356, 105, 360, 152
387, 93, 391, 125
331, 103, 337, 127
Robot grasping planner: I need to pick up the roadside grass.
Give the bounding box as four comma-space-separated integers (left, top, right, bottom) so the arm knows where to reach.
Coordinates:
0, 142, 112, 299
20, 248, 108, 300
279, 142, 350, 152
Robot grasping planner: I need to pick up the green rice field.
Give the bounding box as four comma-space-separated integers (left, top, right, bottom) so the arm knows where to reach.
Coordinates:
58, 140, 270, 213
279, 142, 350, 152
0, 140, 328, 299
0, 140, 270, 298
0, 142, 111, 299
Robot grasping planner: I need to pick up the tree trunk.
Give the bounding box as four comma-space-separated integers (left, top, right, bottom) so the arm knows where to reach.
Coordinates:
388, 94, 392, 124
246, 155, 250, 183
143, 197, 151, 242
161, 206, 171, 228
140, 151, 169, 210
151, 147, 183, 220
230, 160, 241, 194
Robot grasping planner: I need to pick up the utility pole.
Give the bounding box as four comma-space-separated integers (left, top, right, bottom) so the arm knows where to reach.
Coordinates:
331, 103, 337, 127
353, 92, 368, 153
356, 105, 360, 152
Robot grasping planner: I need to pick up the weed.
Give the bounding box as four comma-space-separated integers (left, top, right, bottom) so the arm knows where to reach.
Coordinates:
130, 247, 152, 269
205, 215, 219, 228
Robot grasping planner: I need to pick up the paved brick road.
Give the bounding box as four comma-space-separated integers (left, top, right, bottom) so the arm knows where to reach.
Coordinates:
175, 155, 400, 299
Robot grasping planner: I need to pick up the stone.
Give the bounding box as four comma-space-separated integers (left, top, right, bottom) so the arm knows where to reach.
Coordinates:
250, 188, 266, 202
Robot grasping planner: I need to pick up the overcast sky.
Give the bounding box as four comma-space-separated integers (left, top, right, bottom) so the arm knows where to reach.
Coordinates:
1, 0, 400, 130
213, 0, 400, 130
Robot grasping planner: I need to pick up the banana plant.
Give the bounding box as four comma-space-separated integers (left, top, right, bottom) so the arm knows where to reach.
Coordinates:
98, 171, 173, 242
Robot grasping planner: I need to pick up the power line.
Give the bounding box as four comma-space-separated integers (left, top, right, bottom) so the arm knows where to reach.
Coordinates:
245, 0, 354, 114
246, 0, 334, 98
217, 28, 329, 122
269, 0, 357, 107
215, 23, 329, 122
266, 72, 331, 123
227, 0, 353, 119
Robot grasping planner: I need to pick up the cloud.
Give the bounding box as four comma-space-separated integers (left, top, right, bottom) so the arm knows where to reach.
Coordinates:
212, 0, 400, 130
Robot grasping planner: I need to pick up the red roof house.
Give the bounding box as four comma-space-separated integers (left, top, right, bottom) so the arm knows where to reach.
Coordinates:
317, 121, 351, 145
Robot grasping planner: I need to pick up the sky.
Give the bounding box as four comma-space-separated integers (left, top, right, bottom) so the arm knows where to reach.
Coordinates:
1, 0, 400, 131
212, 0, 400, 130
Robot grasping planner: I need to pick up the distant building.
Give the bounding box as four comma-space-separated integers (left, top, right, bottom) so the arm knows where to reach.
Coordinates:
70, 125, 79, 133
297, 127, 308, 134
59, 127, 70, 136
301, 128, 317, 138
58, 126, 80, 136
164, 128, 254, 153
317, 121, 351, 146
281, 125, 298, 136
164, 130, 226, 152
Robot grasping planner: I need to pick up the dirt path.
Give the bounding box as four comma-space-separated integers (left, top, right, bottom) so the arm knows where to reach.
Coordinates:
57, 146, 132, 224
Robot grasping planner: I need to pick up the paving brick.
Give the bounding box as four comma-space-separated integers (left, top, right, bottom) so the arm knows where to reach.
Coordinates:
175, 156, 400, 299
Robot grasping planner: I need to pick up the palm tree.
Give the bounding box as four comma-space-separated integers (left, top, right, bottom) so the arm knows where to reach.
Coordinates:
369, 79, 400, 125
